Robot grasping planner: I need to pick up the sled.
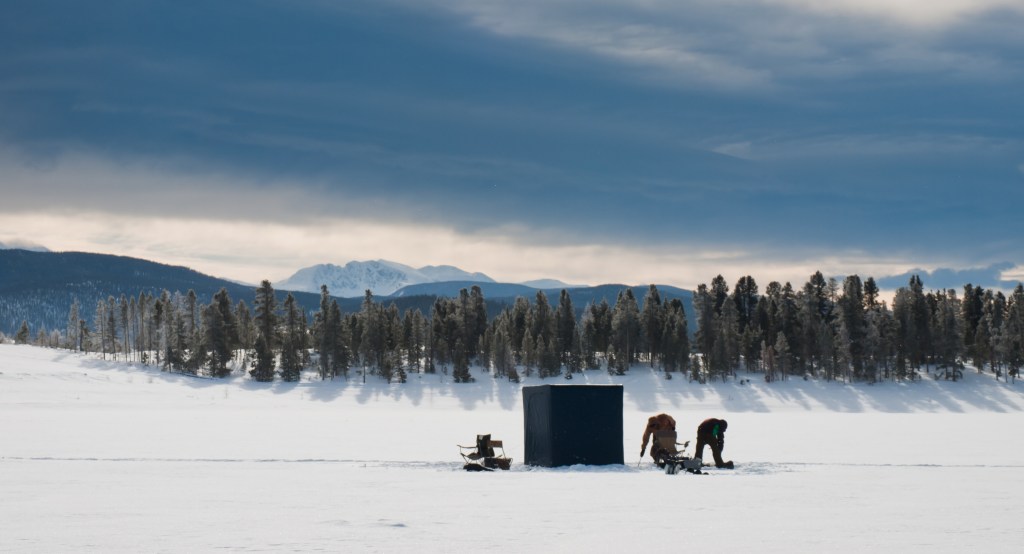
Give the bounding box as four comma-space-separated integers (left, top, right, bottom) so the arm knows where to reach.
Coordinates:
652, 430, 704, 475
459, 434, 512, 471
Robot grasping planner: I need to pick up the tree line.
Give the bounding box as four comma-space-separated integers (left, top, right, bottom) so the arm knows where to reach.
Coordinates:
694, 272, 1023, 383
8, 272, 1023, 384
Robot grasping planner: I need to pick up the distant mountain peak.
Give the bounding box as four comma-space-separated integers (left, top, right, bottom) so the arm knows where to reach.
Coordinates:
520, 278, 587, 289
274, 260, 495, 297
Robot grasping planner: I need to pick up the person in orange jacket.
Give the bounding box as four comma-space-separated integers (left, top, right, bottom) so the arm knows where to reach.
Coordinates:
694, 417, 733, 468
640, 413, 676, 462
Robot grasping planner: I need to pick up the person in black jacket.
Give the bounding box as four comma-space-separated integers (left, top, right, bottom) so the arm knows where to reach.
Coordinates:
694, 418, 733, 468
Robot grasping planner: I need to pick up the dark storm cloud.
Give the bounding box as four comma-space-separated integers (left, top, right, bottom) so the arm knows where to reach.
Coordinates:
1, 0, 1022, 270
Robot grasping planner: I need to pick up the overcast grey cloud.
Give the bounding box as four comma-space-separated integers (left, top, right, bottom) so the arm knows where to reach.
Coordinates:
1, 0, 1022, 288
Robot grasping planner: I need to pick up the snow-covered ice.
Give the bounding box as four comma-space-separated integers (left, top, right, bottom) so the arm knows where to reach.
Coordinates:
2, 344, 1023, 552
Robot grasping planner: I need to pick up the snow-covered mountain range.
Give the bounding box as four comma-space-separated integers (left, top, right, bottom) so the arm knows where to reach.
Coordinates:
274, 260, 497, 297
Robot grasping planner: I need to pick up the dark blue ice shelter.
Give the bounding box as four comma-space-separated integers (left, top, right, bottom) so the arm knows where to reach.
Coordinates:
522, 385, 624, 467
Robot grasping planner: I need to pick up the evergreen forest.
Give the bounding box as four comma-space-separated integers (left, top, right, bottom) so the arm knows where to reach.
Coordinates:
8, 272, 1024, 385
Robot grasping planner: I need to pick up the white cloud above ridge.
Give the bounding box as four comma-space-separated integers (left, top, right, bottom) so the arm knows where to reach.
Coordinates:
407, 0, 1023, 91
0, 145, 935, 289
0, 209, 939, 293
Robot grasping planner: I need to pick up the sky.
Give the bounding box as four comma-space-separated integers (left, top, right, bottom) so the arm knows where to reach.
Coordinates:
2, 0, 1023, 292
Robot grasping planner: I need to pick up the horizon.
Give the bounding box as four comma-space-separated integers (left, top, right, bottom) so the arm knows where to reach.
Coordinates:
3, 245, 1021, 298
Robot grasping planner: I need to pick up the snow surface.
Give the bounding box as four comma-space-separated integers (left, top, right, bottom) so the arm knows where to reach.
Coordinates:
2, 344, 1023, 553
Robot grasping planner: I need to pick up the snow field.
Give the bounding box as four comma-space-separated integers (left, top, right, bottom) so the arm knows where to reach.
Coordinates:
2, 344, 1023, 552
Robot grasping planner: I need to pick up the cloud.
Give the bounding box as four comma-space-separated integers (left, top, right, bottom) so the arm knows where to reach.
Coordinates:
874, 262, 1023, 291
407, 0, 1024, 91
2, 0, 1023, 289
0, 238, 50, 252
0, 208, 949, 292
765, 0, 1024, 28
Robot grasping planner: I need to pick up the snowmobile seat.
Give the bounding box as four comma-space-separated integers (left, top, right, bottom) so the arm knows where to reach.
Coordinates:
459, 434, 511, 471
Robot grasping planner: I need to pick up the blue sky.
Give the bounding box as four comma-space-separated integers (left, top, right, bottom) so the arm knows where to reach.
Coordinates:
1, 0, 1023, 292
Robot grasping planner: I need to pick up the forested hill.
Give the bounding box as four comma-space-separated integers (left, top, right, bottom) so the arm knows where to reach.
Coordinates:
0, 249, 308, 335
0, 249, 694, 336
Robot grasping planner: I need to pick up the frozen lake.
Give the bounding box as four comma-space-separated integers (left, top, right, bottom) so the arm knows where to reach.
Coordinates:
2, 345, 1023, 552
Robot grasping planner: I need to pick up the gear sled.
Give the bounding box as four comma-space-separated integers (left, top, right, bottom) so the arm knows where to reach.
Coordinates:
651, 430, 704, 475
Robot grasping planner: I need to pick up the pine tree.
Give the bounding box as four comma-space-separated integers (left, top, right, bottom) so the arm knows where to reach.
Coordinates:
185, 289, 198, 343
328, 300, 350, 379
717, 299, 741, 379
490, 315, 514, 378
452, 337, 472, 382
106, 296, 118, 361
580, 306, 600, 370
640, 285, 663, 367
962, 284, 986, 369
799, 272, 834, 376
693, 283, 716, 374
521, 331, 536, 377
836, 275, 866, 380
610, 288, 641, 374
556, 289, 577, 367
660, 298, 689, 376
314, 285, 334, 380
153, 292, 166, 366
509, 297, 530, 364
93, 299, 107, 358
34, 325, 48, 346
119, 294, 131, 362
469, 285, 488, 362
924, 289, 960, 379
359, 291, 387, 377
67, 300, 80, 351
279, 293, 304, 382
1002, 284, 1024, 381
773, 333, 792, 380
250, 280, 278, 382
205, 288, 236, 378
15, 320, 30, 344
732, 276, 761, 370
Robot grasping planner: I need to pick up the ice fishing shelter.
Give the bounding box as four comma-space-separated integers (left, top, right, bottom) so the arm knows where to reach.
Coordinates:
523, 385, 624, 467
